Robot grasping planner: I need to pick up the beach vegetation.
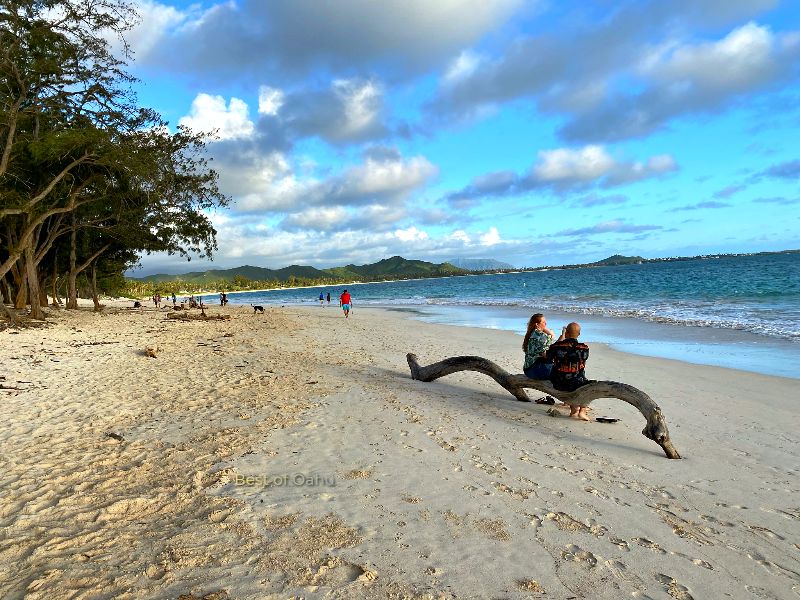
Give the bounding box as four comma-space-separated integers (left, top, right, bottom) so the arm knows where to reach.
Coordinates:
0, 0, 226, 322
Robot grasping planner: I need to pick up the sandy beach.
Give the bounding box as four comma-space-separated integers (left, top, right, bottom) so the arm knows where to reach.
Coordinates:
1, 303, 798, 599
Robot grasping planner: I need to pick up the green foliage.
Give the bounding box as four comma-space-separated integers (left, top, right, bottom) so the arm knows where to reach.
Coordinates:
1, 1, 228, 311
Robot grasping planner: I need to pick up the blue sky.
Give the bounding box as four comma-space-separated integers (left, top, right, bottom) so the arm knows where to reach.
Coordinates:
123, 0, 800, 274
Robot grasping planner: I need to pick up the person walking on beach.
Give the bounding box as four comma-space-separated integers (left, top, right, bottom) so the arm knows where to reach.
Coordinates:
339, 289, 352, 318
319, 292, 325, 306
546, 322, 591, 420
522, 314, 557, 402
326, 292, 331, 305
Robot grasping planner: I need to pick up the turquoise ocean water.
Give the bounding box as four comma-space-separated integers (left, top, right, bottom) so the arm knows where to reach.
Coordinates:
218, 253, 800, 378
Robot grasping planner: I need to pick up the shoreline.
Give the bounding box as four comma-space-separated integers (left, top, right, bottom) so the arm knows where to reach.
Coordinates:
226, 299, 800, 380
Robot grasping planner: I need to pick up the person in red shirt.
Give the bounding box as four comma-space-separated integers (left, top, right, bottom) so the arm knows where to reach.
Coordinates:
339, 290, 352, 318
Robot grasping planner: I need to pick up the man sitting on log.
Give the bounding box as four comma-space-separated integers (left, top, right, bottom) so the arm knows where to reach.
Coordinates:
546, 322, 591, 421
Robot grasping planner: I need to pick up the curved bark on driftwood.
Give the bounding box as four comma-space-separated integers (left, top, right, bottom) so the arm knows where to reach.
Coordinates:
406, 353, 680, 459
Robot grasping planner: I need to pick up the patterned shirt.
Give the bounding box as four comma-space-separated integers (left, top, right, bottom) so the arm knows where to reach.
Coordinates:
523, 330, 554, 369
547, 338, 590, 391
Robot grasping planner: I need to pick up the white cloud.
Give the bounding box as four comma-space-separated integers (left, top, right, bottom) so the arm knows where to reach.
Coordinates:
343, 155, 437, 198
281, 207, 348, 230
529, 145, 676, 188
479, 226, 501, 246
258, 86, 284, 115
443, 51, 484, 86
333, 79, 383, 138
136, 0, 525, 81
234, 152, 438, 213
646, 22, 778, 90
395, 226, 429, 242
447, 145, 677, 200
178, 93, 254, 140
449, 230, 471, 243
532, 145, 616, 182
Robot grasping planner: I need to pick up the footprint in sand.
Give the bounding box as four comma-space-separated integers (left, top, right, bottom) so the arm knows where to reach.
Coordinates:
746, 549, 800, 580
561, 544, 598, 567
744, 584, 784, 599
604, 559, 628, 580
745, 524, 785, 540
655, 573, 694, 600
610, 536, 630, 551
633, 537, 668, 554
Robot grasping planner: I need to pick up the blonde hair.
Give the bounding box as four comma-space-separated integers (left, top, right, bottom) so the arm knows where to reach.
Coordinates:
522, 313, 544, 351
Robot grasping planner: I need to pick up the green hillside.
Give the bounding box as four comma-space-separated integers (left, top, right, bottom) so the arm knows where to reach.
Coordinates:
589, 255, 645, 266
132, 256, 466, 286
326, 256, 463, 279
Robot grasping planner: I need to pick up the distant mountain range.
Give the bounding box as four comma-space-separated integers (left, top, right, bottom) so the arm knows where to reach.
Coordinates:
133, 256, 465, 284
131, 249, 799, 287
447, 258, 515, 271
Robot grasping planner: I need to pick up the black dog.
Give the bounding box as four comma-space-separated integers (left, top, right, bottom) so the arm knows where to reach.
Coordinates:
251, 304, 264, 313
133, 301, 142, 308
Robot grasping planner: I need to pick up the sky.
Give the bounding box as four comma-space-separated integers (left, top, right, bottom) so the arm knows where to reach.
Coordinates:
121, 0, 800, 274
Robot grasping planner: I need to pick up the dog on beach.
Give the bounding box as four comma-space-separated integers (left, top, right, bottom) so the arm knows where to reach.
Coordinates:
133, 301, 142, 308
251, 304, 264, 313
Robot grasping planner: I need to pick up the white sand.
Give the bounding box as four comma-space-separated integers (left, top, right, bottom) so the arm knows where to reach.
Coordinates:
0, 303, 798, 599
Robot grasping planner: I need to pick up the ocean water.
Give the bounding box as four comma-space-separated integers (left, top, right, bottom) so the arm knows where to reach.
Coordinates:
220, 253, 800, 378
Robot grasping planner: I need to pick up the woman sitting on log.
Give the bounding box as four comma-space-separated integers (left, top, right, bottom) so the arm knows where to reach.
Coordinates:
522, 313, 559, 382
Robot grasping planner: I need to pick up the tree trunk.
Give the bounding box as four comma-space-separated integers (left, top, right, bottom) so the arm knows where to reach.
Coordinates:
90, 263, 102, 311
13, 261, 27, 309
0, 276, 11, 304
0, 301, 19, 326
51, 262, 62, 307
66, 216, 78, 309
24, 244, 45, 320
406, 353, 681, 459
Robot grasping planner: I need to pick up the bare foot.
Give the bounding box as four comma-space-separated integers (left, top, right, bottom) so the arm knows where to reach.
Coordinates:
577, 408, 591, 421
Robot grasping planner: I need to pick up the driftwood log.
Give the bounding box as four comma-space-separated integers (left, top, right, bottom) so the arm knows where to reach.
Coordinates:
406, 353, 680, 459
166, 312, 231, 321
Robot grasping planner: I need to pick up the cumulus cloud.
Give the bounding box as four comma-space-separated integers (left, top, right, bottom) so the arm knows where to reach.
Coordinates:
446, 145, 676, 201
178, 94, 255, 140
395, 226, 429, 242
258, 86, 284, 116
280, 78, 389, 143
131, 0, 523, 82
429, 2, 798, 142
561, 22, 800, 141
479, 226, 501, 246
235, 150, 438, 213
533, 146, 616, 183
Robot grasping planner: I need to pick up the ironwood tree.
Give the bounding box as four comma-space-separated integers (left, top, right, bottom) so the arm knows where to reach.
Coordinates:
1, 0, 227, 322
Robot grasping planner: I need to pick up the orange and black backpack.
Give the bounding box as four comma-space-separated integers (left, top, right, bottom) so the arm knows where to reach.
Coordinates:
548, 339, 590, 392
